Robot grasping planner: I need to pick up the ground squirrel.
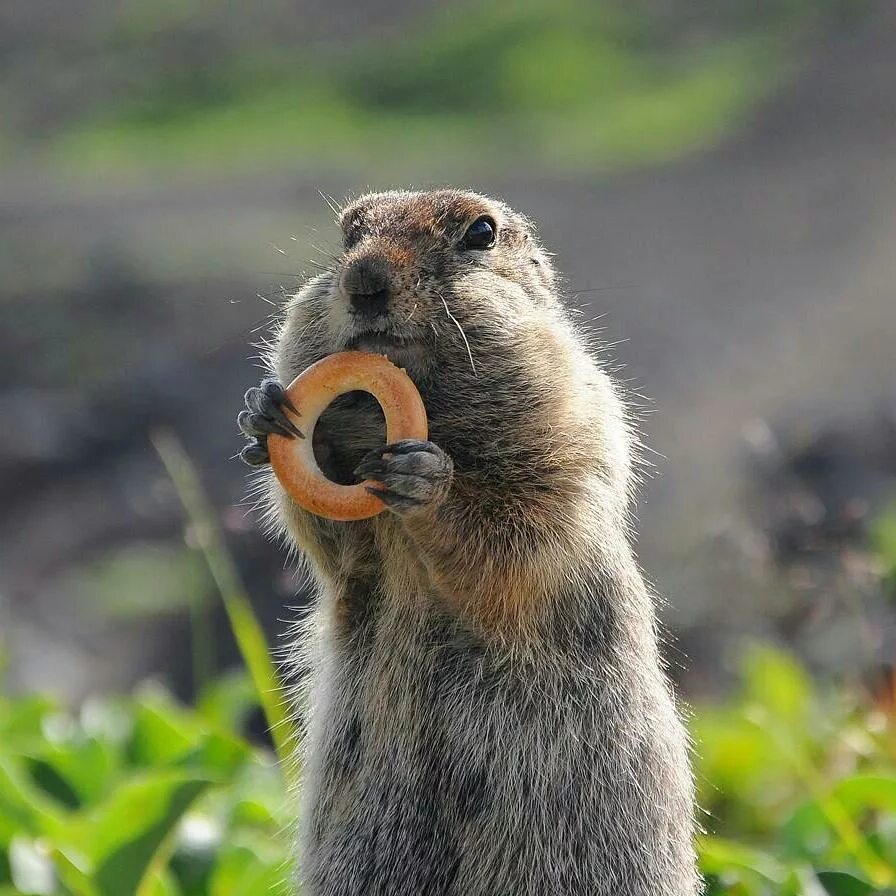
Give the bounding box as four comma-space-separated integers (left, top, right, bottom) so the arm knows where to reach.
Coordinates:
239, 189, 699, 895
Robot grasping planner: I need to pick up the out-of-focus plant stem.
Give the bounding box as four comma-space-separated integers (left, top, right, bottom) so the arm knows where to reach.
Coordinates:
152, 429, 296, 784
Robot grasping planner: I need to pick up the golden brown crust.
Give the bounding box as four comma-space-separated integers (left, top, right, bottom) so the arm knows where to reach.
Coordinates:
268, 352, 428, 521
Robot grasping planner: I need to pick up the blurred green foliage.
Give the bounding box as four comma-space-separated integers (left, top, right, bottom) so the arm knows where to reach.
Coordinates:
5, 642, 896, 894
688, 507, 896, 896
0, 680, 290, 896
3, 458, 893, 894
874, 510, 896, 597
43, 0, 864, 178
696, 644, 896, 895
68, 545, 213, 620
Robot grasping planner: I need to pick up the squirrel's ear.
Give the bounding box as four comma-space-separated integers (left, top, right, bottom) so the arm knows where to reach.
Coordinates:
338, 203, 357, 231
339, 193, 375, 231
340, 203, 368, 249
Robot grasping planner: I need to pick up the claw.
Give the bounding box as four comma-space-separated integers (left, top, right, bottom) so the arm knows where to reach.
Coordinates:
239, 408, 297, 440
240, 441, 270, 467
238, 409, 263, 437
238, 377, 305, 469
353, 458, 386, 480
253, 391, 303, 439
261, 378, 298, 416
354, 442, 447, 482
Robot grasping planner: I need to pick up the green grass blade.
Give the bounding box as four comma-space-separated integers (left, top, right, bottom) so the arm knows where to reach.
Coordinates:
151, 430, 296, 780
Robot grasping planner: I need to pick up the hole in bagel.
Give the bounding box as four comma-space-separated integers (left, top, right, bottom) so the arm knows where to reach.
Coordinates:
311, 390, 387, 486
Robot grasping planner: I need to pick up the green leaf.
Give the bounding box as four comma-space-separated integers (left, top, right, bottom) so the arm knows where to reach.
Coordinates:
225, 757, 290, 832
0, 697, 58, 752
779, 800, 831, 859
693, 709, 769, 778
197, 672, 258, 734
141, 866, 182, 896
64, 770, 215, 896
129, 693, 251, 778
129, 690, 249, 777
25, 737, 120, 808
230, 797, 281, 831
208, 839, 291, 896
783, 774, 896, 859
129, 696, 199, 768
741, 643, 812, 723
0, 758, 67, 845
816, 870, 875, 896
178, 732, 248, 778
51, 846, 99, 896
832, 774, 896, 813
698, 835, 789, 883
25, 759, 81, 810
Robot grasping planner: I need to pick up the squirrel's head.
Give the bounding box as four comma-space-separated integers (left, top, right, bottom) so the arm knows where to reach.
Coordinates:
277, 189, 560, 381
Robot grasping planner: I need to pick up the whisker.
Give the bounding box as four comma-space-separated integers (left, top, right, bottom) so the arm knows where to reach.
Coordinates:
309, 242, 340, 263
318, 190, 342, 220
200, 309, 281, 358
438, 293, 477, 377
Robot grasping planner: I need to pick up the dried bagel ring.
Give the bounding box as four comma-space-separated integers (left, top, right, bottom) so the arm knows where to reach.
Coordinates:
268, 351, 428, 521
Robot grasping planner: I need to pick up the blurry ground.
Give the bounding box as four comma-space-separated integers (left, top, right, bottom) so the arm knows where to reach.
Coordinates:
2, 2, 894, 700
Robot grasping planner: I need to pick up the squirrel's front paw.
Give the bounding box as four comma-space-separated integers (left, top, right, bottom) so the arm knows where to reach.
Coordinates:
354, 439, 453, 514
238, 377, 304, 467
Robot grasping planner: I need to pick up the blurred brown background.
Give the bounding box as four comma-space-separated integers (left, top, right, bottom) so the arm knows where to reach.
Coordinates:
2, 0, 894, 702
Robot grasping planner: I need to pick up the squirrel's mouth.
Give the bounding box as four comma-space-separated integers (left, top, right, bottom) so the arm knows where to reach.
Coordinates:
343, 330, 428, 370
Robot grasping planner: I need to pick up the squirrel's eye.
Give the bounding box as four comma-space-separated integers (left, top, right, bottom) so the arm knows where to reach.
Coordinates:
461, 216, 496, 250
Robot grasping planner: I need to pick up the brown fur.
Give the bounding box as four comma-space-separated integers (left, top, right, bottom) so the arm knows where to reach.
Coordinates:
248, 189, 699, 894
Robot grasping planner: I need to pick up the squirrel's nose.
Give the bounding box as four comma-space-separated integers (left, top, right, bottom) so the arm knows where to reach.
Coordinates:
340, 256, 391, 316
